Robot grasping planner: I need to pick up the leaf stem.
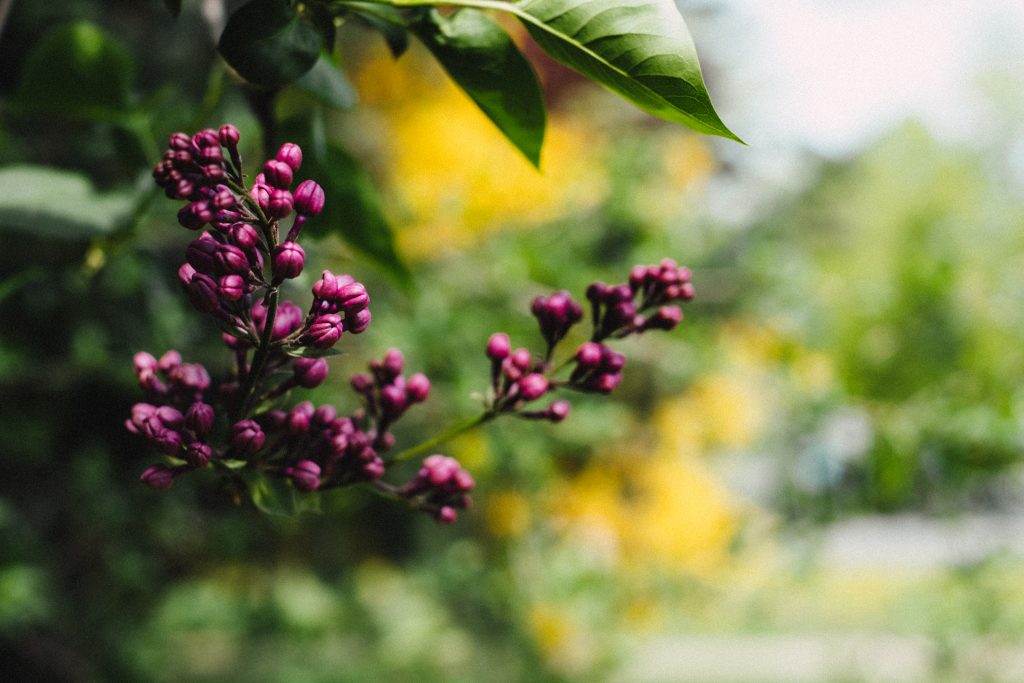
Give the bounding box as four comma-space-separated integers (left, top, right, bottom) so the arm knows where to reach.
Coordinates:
390, 411, 493, 463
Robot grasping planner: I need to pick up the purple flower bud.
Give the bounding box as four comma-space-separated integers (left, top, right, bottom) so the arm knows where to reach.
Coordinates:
276, 142, 303, 172
510, 348, 532, 372
230, 420, 265, 456
644, 305, 683, 331
517, 374, 549, 401
172, 363, 212, 393
313, 405, 337, 426
198, 145, 223, 164
575, 342, 603, 368
335, 282, 369, 314
263, 159, 294, 189
133, 352, 158, 375
436, 506, 458, 524
287, 401, 314, 435
250, 183, 270, 211
192, 128, 219, 148
346, 308, 371, 334
218, 124, 240, 147
158, 350, 182, 373
153, 428, 182, 455
486, 333, 511, 360
184, 442, 213, 467
380, 384, 407, 418
288, 460, 321, 492
215, 244, 250, 275
178, 201, 212, 230
218, 274, 246, 301
187, 273, 221, 312
293, 357, 329, 388
312, 270, 353, 301
406, 373, 430, 403
267, 188, 293, 219
271, 300, 305, 341
168, 132, 192, 150
184, 402, 215, 435
178, 262, 197, 287
383, 349, 404, 378
272, 241, 305, 281
141, 464, 176, 490
305, 314, 344, 348
155, 406, 184, 429
227, 222, 260, 249
593, 373, 622, 394
548, 400, 571, 422
351, 373, 373, 394
293, 179, 325, 216
212, 189, 236, 210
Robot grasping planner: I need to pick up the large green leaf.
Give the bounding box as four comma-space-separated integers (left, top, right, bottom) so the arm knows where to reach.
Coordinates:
363, 0, 740, 141
11, 22, 134, 122
412, 8, 546, 166
0, 166, 135, 240
343, 2, 411, 58
292, 53, 358, 110
218, 0, 322, 87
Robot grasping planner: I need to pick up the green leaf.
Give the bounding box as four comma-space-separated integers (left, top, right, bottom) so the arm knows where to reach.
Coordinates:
293, 54, 358, 110
412, 8, 545, 166
283, 345, 343, 358
248, 471, 302, 516
343, 2, 410, 57
513, 0, 741, 141
164, 0, 183, 17
218, 0, 322, 87
0, 166, 135, 240
11, 22, 134, 122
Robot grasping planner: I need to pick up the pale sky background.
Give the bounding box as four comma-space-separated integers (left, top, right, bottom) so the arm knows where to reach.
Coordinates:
711, 0, 1024, 156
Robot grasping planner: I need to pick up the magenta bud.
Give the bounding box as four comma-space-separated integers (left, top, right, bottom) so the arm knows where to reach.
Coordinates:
383, 349, 404, 377
227, 222, 260, 249
168, 132, 192, 150
272, 241, 305, 281
436, 506, 458, 524
517, 373, 549, 401
141, 464, 176, 490
177, 262, 197, 287
193, 128, 219, 148
250, 184, 270, 211
187, 273, 220, 312
548, 400, 571, 422
186, 235, 219, 273
184, 402, 215, 435
276, 142, 303, 172
184, 442, 213, 467
158, 350, 183, 373
293, 357, 329, 388
594, 373, 622, 394
486, 333, 511, 360
133, 351, 158, 375
380, 384, 407, 416
406, 373, 430, 403
287, 402, 314, 436
218, 274, 246, 301
153, 428, 182, 455
230, 420, 265, 456
215, 244, 250, 275
351, 373, 373, 394
155, 406, 184, 429
288, 460, 321, 492
267, 189, 293, 219
293, 179, 325, 216
645, 306, 683, 331
305, 314, 344, 348
218, 124, 240, 146
173, 362, 212, 392
510, 348, 532, 372
198, 145, 223, 164
212, 189, 236, 210
335, 282, 369, 313
313, 405, 337, 426
263, 159, 294, 189
346, 308, 371, 334
178, 201, 212, 230
575, 342, 603, 368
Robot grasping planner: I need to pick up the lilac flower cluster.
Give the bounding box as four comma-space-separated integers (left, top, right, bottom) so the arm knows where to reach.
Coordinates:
131, 124, 697, 525
480, 258, 695, 418
131, 126, 472, 522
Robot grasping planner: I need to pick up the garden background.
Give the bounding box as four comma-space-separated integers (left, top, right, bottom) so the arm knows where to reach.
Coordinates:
2, 1, 1024, 681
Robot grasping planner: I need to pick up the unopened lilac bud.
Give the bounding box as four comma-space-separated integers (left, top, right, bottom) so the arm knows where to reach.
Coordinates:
187, 273, 220, 312
212, 188, 235, 210
178, 263, 197, 287
184, 441, 213, 467
155, 406, 184, 429
141, 464, 176, 490
215, 244, 249, 275
186, 236, 219, 274
594, 373, 622, 394
263, 159, 293, 189
288, 460, 321, 492
227, 222, 260, 249
231, 420, 265, 456
293, 357, 329, 388
219, 274, 246, 301
287, 402, 314, 435
184, 401, 215, 435
351, 373, 373, 394
644, 305, 683, 331
548, 400, 571, 422
267, 188, 293, 219
406, 373, 430, 403
153, 428, 182, 455
276, 142, 303, 172
313, 405, 337, 426
604, 350, 626, 372
250, 183, 270, 211
173, 363, 211, 392
158, 350, 182, 373
517, 374, 549, 401
380, 384, 407, 417
335, 282, 369, 314
271, 300, 304, 341
436, 506, 458, 524
575, 342, 603, 368
305, 314, 344, 348
586, 281, 608, 302
383, 349, 404, 378
168, 132, 192, 150
486, 333, 510, 360
347, 308, 371, 334
272, 241, 305, 281
218, 124, 240, 147
193, 128, 219, 148
178, 201, 211, 230
133, 351, 158, 375
198, 145, 223, 164
510, 348, 532, 372
293, 179, 325, 216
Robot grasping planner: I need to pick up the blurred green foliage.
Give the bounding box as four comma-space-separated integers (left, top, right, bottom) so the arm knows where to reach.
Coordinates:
2, 1, 1024, 682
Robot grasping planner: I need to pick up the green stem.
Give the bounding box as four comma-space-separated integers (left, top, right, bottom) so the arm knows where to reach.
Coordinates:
390, 412, 493, 463
236, 287, 280, 420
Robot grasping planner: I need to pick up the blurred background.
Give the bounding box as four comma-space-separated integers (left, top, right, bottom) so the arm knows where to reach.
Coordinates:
2, 0, 1024, 681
